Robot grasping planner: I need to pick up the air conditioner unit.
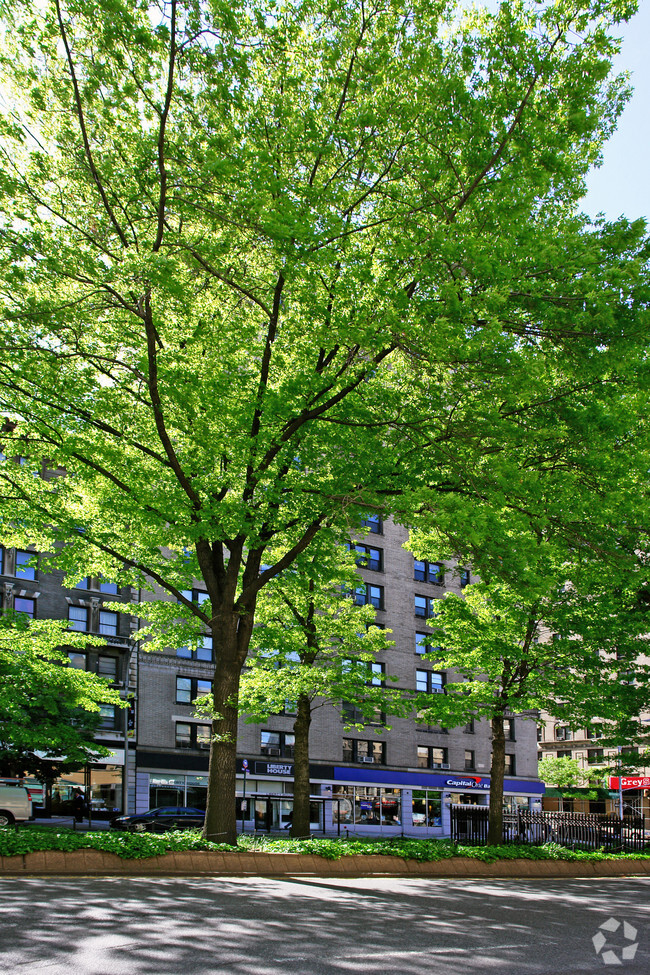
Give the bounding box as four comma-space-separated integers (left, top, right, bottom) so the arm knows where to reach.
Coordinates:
360, 757, 375, 763
441, 763, 450, 769
265, 748, 281, 756
431, 762, 442, 768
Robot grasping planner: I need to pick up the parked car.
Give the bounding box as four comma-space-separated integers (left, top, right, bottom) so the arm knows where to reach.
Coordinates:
0, 785, 32, 826
110, 806, 205, 832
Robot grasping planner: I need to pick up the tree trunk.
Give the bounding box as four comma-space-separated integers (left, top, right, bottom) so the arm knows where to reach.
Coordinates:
203, 620, 243, 845
290, 693, 312, 839
488, 713, 506, 845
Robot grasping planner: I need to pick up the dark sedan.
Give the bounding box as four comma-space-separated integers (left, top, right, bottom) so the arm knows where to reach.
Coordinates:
110, 806, 205, 832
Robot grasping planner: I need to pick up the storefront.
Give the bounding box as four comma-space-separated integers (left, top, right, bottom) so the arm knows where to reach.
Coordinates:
329, 768, 544, 835
15, 750, 128, 818
135, 760, 544, 835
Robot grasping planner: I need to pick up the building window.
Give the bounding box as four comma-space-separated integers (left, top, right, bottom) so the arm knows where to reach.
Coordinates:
342, 738, 386, 764
459, 568, 470, 588
343, 658, 385, 686
260, 730, 294, 758
0, 547, 4, 575
67, 651, 87, 670
413, 560, 444, 585
415, 632, 430, 655
621, 745, 639, 757
361, 514, 382, 534
417, 745, 448, 769
348, 543, 383, 572
15, 550, 37, 580
556, 749, 572, 760
412, 789, 442, 827
555, 725, 572, 741
416, 669, 445, 694
504, 754, 516, 775
464, 718, 475, 734
177, 635, 213, 662
99, 610, 118, 636
588, 748, 604, 765
587, 724, 605, 740
98, 655, 118, 680
176, 722, 212, 750
414, 595, 437, 619
74, 576, 119, 594
14, 596, 36, 619
98, 704, 117, 730
537, 725, 543, 742
342, 701, 385, 725
464, 750, 475, 770
354, 584, 384, 610
175, 676, 213, 705
68, 606, 88, 631
503, 718, 516, 740
179, 588, 210, 606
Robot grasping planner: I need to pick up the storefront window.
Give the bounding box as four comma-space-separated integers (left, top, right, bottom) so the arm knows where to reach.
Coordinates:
412, 789, 442, 827
354, 788, 380, 824
332, 786, 353, 824
186, 775, 208, 811
332, 786, 401, 826
503, 795, 529, 813
50, 765, 123, 817
149, 774, 185, 808
88, 765, 123, 815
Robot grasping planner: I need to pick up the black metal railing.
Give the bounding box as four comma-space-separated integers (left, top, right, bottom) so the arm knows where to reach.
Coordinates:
450, 805, 647, 851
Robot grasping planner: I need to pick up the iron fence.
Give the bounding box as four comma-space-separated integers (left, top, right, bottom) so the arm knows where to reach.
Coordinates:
450, 804, 648, 851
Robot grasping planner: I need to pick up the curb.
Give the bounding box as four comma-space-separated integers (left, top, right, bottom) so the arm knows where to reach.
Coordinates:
2, 851, 650, 878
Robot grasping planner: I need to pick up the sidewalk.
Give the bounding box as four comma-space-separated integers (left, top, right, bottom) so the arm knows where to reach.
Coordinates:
31, 816, 111, 833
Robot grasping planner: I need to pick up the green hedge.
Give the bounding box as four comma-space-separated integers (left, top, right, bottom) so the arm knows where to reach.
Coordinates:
2, 827, 650, 862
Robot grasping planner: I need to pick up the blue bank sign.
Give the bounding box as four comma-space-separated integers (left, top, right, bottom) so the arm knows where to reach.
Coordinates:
445, 777, 490, 790
333, 766, 545, 795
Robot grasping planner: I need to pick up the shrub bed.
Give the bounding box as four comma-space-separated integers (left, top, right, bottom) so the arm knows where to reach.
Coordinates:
2, 827, 650, 863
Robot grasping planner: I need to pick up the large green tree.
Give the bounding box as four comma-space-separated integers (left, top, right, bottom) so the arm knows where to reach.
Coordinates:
0, 0, 648, 843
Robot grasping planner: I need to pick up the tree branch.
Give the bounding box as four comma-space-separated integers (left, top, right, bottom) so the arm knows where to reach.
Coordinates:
54, 0, 131, 249
143, 291, 202, 513
153, 0, 177, 252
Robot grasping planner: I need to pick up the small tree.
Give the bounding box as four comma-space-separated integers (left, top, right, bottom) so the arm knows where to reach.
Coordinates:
537, 756, 584, 790
0, 613, 126, 775
413, 580, 649, 844
235, 535, 399, 838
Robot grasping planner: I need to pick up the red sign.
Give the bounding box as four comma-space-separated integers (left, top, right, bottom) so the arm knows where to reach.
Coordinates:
608, 776, 650, 790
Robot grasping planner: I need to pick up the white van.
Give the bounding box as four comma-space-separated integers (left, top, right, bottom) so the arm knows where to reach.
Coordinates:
0, 785, 32, 826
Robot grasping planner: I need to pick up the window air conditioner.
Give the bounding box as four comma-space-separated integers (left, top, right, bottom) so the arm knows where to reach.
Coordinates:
360, 756, 375, 763
441, 763, 450, 769
431, 762, 442, 768
265, 747, 281, 756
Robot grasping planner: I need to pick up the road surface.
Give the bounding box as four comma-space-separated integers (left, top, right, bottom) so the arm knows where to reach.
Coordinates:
0, 875, 648, 974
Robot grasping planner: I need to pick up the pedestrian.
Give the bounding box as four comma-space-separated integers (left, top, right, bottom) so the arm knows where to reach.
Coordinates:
72, 790, 85, 824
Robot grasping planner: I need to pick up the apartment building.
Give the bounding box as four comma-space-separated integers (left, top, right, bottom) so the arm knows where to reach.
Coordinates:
1, 519, 544, 833
537, 713, 650, 820
0, 544, 136, 815
130, 518, 543, 834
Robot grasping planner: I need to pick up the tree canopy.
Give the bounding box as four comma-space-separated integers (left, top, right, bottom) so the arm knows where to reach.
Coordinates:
0, 0, 648, 842
412, 574, 650, 841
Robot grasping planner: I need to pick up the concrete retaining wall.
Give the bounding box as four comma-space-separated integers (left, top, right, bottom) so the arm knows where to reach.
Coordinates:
2, 850, 650, 878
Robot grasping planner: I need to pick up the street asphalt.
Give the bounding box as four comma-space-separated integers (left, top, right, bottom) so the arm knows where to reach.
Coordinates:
0, 875, 648, 974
